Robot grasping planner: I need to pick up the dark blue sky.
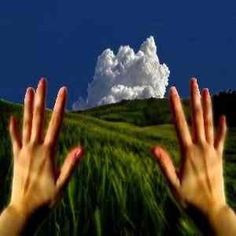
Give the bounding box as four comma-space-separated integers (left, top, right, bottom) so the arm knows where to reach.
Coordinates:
0, 0, 236, 108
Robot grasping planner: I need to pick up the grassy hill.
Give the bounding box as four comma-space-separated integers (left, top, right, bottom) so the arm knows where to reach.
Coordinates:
0, 98, 235, 235
74, 97, 190, 126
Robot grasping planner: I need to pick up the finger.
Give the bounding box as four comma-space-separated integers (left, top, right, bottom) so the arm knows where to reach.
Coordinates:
22, 87, 35, 145
151, 146, 180, 192
9, 116, 21, 155
190, 78, 205, 143
202, 88, 214, 144
56, 146, 84, 193
31, 78, 47, 143
169, 86, 192, 148
215, 116, 227, 153
44, 87, 67, 147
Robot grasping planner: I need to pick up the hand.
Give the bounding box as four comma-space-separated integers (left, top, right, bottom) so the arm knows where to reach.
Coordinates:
151, 78, 236, 235
0, 78, 84, 236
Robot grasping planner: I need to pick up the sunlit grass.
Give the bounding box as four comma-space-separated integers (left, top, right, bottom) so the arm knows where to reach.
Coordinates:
0, 99, 235, 235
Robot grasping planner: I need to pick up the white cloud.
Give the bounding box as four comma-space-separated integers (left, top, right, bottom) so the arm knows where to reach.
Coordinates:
72, 36, 170, 110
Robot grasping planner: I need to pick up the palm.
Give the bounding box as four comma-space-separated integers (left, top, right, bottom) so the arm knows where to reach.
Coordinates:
152, 79, 227, 216
9, 79, 84, 216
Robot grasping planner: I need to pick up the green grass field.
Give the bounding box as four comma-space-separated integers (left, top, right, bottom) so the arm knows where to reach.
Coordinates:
0, 98, 235, 235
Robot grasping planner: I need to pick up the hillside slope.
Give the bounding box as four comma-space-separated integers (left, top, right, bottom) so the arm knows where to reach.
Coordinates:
0, 98, 235, 236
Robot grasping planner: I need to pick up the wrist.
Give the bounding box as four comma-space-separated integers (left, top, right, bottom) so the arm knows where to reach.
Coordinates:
184, 201, 228, 235
186, 203, 236, 236
207, 204, 236, 236
7, 201, 32, 221
0, 205, 30, 236
204, 200, 228, 220
4, 202, 50, 236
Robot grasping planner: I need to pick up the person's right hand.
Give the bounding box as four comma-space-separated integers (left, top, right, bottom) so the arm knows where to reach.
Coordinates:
151, 78, 236, 235
0, 78, 84, 236
9, 79, 84, 216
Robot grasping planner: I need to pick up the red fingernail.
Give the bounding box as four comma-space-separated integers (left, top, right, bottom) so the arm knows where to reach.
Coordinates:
73, 147, 84, 161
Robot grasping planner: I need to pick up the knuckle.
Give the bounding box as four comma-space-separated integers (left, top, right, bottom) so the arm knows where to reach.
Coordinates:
30, 138, 39, 147
44, 141, 53, 149
182, 140, 191, 150
34, 101, 43, 113
23, 118, 31, 128
195, 105, 202, 115
205, 114, 212, 124
197, 138, 207, 147
28, 141, 37, 149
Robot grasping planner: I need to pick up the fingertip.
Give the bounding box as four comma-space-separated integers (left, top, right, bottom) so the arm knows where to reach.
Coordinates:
218, 115, 225, 126
10, 115, 17, 125
40, 77, 47, 83
74, 146, 84, 160
221, 115, 226, 123
169, 87, 180, 108
28, 87, 35, 93
190, 77, 199, 91
37, 77, 47, 91
221, 115, 227, 130
191, 77, 198, 84
70, 146, 85, 163
150, 146, 163, 160
150, 146, 157, 157
24, 87, 35, 101
202, 88, 210, 97
169, 86, 178, 97
62, 86, 68, 93
9, 115, 13, 129
58, 86, 68, 97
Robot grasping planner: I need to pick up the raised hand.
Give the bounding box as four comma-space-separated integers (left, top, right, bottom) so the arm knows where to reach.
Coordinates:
0, 78, 84, 236
151, 78, 236, 235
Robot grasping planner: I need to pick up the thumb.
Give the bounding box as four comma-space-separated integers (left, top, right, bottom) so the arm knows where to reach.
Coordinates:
56, 146, 84, 193
151, 146, 180, 192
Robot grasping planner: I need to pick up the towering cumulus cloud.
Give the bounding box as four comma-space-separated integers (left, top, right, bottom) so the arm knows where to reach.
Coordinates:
73, 36, 170, 110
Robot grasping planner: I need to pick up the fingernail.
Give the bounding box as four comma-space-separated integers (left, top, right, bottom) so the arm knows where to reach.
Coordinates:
38, 77, 47, 87
58, 86, 67, 96
191, 77, 197, 83
25, 87, 33, 100
73, 147, 84, 160
202, 88, 209, 97
170, 86, 178, 96
191, 78, 198, 89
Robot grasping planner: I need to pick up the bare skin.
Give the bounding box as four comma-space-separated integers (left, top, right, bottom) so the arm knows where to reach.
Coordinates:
0, 78, 84, 236
151, 78, 236, 236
